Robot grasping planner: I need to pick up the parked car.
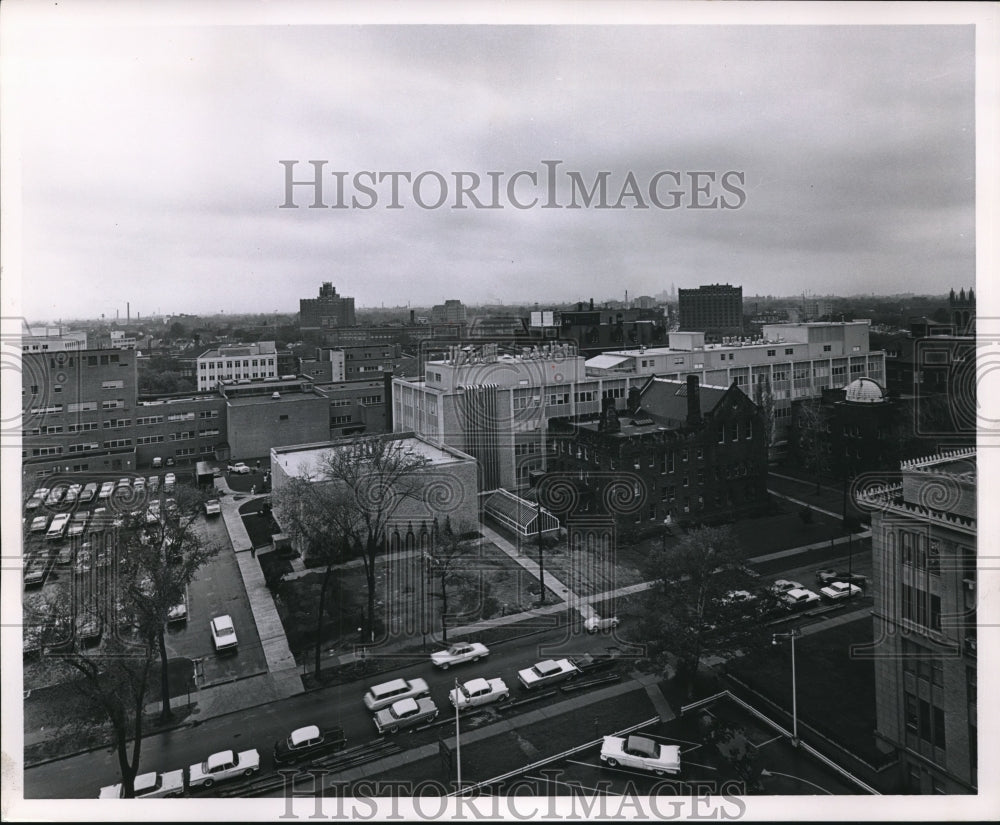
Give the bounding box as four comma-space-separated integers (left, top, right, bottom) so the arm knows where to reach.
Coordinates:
99, 769, 185, 799
430, 641, 489, 669
74, 548, 92, 575
720, 589, 756, 606
204, 499, 222, 517
98, 481, 115, 500
148, 475, 160, 492
167, 591, 188, 623
188, 748, 260, 789
273, 724, 347, 766
64, 484, 82, 504
210, 614, 238, 652
820, 581, 863, 601
363, 677, 430, 711
46, 512, 71, 541
79, 482, 99, 504
373, 696, 439, 734
68, 512, 89, 537
152, 456, 163, 468
45, 486, 67, 506
30, 515, 49, 533
449, 677, 510, 711
146, 501, 161, 525
227, 462, 252, 474
600, 734, 681, 776
781, 587, 821, 609
25, 494, 45, 511
569, 652, 618, 675
55, 544, 74, 566
164, 472, 176, 492
23, 557, 49, 587
816, 569, 868, 589
771, 579, 804, 596
584, 615, 620, 633
517, 658, 581, 690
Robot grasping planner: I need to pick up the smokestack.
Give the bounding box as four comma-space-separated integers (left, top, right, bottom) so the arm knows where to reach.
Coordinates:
383, 371, 394, 431
410, 309, 415, 325
589, 298, 594, 310
686, 374, 701, 427
127, 302, 130, 326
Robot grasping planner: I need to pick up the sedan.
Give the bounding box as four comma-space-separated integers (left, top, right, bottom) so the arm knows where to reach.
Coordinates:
204, 499, 222, 517
584, 615, 620, 633
517, 658, 581, 690
781, 587, 821, 609
771, 579, 804, 596
167, 591, 188, 624
273, 724, 347, 766
227, 462, 252, 474
430, 641, 490, 669
363, 677, 430, 711
816, 569, 868, 589
45, 486, 66, 506
600, 734, 681, 776
79, 482, 99, 504
25, 495, 44, 511
820, 581, 863, 601
99, 769, 185, 799
29, 515, 49, 533
449, 677, 510, 710
98, 481, 116, 500
211, 614, 238, 652
188, 749, 260, 789
373, 697, 439, 734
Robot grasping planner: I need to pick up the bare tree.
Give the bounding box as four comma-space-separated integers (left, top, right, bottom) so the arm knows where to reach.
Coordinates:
425, 518, 476, 644
280, 436, 426, 644
271, 475, 348, 676
792, 400, 829, 494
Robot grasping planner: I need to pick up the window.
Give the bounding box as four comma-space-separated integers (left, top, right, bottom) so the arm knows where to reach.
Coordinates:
823, 344, 832, 352
785, 347, 794, 355
103, 418, 131, 429
101, 380, 124, 390
103, 439, 133, 449
137, 435, 165, 445
68, 422, 98, 433
136, 415, 164, 425
53, 384, 63, 393
102, 399, 124, 410
361, 395, 382, 405
767, 349, 776, 357
332, 415, 352, 425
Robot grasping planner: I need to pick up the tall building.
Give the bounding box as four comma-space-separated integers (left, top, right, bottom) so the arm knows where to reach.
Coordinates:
21, 331, 140, 481
858, 449, 977, 793
195, 341, 278, 391
949, 287, 975, 335
299, 282, 357, 330
430, 299, 468, 325
677, 283, 743, 339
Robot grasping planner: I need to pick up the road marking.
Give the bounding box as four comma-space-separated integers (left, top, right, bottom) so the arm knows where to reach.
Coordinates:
524, 775, 612, 795
682, 760, 717, 771
751, 734, 783, 750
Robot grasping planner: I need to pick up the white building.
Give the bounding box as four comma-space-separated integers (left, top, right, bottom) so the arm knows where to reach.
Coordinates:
196, 341, 278, 391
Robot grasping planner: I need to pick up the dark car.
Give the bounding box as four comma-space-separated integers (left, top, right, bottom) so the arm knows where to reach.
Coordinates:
569, 652, 619, 675
273, 724, 347, 765
815, 569, 868, 589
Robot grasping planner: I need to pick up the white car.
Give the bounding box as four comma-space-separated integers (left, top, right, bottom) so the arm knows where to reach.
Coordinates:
188, 748, 260, 789
373, 697, 439, 734
46, 512, 71, 541
210, 614, 238, 651
430, 641, 490, 669
30, 515, 49, 533
782, 587, 821, 609
99, 481, 116, 500
820, 581, 863, 601
363, 677, 430, 711
227, 462, 252, 474
585, 615, 621, 633
45, 486, 66, 506
167, 591, 188, 623
164, 472, 176, 492
449, 677, 510, 710
99, 769, 185, 799
80, 482, 99, 504
204, 499, 221, 517
600, 734, 681, 776
517, 658, 581, 690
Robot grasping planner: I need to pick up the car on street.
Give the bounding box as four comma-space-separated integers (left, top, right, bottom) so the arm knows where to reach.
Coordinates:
30, 515, 49, 533
771, 579, 804, 596
517, 658, 581, 690
816, 569, 868, 589
204, 499, 221, 517
820, 581, 863, 601
449, 677, 510, 710
99, 769, 185, 799
99, 481, 116, 500
584, 615, 620, 633
210, 614, 238, 652
569, 652, 619, 675
152, 456, 163, 468
600, 734, 681, 776
273, 724, 347, 766
430, 641, 489, 669
363, 677, 430, 711
46, 512, 71, 541
188, 748, 260, 789
167, 590, 188, 623
373, 697, 439, 734
781, 587, 821, 609
80, 482, 99, 504
227, 462, 252, 474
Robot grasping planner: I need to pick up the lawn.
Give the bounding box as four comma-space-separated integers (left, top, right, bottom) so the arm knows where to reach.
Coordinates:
726, 617, 882, 764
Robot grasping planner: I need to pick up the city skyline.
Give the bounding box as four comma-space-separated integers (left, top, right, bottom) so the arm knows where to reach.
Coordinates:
4, 9, 980, 323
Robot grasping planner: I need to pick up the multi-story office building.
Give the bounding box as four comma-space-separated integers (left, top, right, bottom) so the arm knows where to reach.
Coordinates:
299, 282, 356, 330
132, 393, 229, 467
585, 322, 886, 447
315, 376, 391, 438
430, 299, 468, 325
677, 283, 743, 339
858, 449, 977, 793
21, 332, 140, 481
195, 341, 278, 391
557, 300, 668, 356
393, 342, 653, 491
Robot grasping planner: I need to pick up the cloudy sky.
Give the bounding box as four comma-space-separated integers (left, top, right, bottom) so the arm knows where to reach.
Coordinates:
4, 5, 978, 323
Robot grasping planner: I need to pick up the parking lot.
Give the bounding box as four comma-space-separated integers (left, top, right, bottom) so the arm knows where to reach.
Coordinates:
21, 470, 266, 689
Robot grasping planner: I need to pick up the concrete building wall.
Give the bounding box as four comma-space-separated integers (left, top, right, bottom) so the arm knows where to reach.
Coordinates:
132, 394, 228, 468
227, 393, 331, 460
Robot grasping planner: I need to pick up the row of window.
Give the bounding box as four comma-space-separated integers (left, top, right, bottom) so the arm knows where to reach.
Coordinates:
200, 358, 276, 369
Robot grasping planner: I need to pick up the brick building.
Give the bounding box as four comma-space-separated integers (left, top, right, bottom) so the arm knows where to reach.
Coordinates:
195, 341, 278, 391
677, 283, 743, 340
857, 449, 977, 793
299, 282, 356, 331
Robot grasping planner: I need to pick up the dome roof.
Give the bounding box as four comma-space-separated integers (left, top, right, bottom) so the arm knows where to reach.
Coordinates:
844, 377, 886, 404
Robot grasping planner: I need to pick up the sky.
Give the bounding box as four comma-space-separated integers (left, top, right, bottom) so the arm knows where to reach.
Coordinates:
2, 4, 981, 323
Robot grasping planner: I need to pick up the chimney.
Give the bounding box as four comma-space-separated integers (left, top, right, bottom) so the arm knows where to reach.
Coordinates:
589, 298, 594, 310
686, 374, 701, 427
410, 309, 415, 325
383, 371, 394, 431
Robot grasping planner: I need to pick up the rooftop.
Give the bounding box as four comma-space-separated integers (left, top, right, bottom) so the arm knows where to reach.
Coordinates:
272, 435, 471, 479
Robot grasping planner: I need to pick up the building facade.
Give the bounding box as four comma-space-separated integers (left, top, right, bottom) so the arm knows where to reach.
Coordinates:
677, 283, 743, 339
299, 282, 357, 330
196, 341, 278, 391
858, 449, 977, 793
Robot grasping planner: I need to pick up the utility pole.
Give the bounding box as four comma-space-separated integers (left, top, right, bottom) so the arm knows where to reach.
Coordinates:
536, 498, 545, 605
772, 629, 801, 747
455, 677, 462, 791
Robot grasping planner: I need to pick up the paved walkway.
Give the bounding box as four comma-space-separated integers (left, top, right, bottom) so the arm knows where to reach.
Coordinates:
767, 488, 848, 522
749, 531, 871, 564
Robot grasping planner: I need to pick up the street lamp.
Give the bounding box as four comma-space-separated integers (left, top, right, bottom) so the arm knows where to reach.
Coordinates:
771, 628, 802, 747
